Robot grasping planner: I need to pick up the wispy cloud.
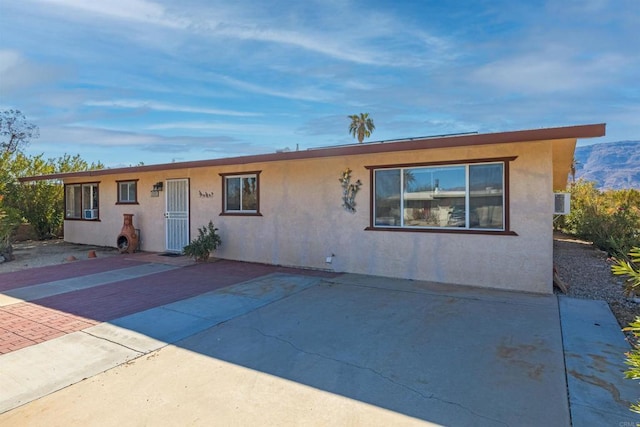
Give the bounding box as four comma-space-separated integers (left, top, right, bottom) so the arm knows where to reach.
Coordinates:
296, 114, 346, 137
41, 0, 187, 28
214, 75, 336, 102
205, 22, 379, 65
85, 99, 261, 117
30, 124, 275, 162
1, 0, 636, 168
203, 22, 436, 67
472, 51, 627, 93
0, 50, 68, 95
37, 0, 452, 68
146, 121, 288, 136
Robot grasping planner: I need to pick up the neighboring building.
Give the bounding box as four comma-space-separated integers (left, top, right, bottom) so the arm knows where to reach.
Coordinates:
20, 124, 605, 294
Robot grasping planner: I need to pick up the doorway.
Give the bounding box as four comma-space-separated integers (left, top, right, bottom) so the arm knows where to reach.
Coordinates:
165, 179, 189, 252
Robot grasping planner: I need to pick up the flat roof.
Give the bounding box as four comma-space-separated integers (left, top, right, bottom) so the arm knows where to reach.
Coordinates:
19, 123, 605, 182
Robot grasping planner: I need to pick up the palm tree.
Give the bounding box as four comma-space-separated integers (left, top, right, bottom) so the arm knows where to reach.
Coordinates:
348, 113, 375, 143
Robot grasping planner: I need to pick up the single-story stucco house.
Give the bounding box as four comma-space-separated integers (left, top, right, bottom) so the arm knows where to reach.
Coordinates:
20, 123, 605, 294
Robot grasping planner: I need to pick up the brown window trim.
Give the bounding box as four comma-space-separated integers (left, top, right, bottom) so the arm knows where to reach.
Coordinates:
116, 179, 139, 204
365, 156, 517, 234
364, 156, 517, 170
364, 227, 517, 236
219, 170, 262, 216
64, 181, 101, 221
219, 212, 263, 217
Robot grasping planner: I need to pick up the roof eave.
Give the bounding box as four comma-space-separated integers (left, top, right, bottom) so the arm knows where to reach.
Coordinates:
18, 123, 606, 182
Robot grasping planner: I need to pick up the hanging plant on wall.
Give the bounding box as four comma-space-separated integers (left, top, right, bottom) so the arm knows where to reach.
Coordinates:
339, 168, 362, 213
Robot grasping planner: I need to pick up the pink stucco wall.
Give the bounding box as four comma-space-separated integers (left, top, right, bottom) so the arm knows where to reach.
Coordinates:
63, 139, 565, 293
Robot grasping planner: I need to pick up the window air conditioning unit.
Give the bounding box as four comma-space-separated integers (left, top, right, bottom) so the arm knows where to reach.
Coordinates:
84, 209, 98, 220
554, 193, 570, 215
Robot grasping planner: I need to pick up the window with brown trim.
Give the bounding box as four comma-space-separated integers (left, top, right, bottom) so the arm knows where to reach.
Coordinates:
366, 157, 516, 234
65, 182, 100, 220
219, 171, 261, 215
117, 180, 138, 204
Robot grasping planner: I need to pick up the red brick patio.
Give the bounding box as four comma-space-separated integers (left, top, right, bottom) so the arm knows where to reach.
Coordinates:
0, 304, 97, 354
0, 257, 336, 355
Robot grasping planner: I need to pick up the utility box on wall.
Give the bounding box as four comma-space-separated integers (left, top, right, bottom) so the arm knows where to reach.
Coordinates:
554, 193, 571, 215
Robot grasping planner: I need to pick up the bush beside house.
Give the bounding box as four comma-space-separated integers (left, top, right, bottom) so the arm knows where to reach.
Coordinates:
183, 221, 222, 262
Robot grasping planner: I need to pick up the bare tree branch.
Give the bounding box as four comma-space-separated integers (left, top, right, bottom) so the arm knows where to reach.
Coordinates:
0, 110, 39, 154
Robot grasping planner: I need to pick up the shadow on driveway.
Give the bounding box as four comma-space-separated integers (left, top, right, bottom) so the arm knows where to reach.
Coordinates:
177, 274, 570, 425
1, 257, 574, 425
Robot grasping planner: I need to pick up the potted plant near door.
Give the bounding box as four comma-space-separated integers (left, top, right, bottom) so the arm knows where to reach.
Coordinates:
182, 221, 222, 262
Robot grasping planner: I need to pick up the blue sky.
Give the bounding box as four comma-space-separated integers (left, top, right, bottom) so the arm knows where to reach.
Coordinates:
1, 0, 638, 168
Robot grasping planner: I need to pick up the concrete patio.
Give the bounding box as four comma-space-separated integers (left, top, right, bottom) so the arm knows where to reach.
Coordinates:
0, 256, 637, 426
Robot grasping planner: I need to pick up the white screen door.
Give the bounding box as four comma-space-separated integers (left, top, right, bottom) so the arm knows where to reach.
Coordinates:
165, 179, 189, 252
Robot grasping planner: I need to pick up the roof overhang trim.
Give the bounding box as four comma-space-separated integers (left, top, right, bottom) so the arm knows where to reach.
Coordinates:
18, 123, 605, 182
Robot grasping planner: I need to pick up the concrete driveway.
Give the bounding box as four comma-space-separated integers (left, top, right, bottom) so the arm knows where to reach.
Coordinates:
0, 256, 636, 426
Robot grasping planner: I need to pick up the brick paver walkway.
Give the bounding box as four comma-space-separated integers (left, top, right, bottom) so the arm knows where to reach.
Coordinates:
0, 304, 97, 354
0, 257, 147, 291
0, 258, 337, 355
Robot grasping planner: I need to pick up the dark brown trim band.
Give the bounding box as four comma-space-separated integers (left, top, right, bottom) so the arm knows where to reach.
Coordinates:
218, 170, 263, 178
364, 227, 518, 236
219, 212, 263, 217
19, 124, 604, 182
364, 156, 518, 170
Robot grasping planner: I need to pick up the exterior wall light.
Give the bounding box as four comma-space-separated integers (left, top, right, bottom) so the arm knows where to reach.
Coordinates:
151, 182, 164, 197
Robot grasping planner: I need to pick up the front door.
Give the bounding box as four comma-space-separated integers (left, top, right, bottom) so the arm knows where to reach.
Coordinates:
165, 179, 189, 252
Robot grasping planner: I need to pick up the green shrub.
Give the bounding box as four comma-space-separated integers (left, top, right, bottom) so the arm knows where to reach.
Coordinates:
0, 200, 21, 260
622, 317, 640, 416
183, 221, 222, 262
611, 248, 640, 416
612, 247, 640, 297
562, 181, 640, 258
1, 152, 103, 240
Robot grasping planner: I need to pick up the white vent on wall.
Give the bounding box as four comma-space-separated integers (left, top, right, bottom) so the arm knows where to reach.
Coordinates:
84, 209, 98, 220
554, 193, 571, 215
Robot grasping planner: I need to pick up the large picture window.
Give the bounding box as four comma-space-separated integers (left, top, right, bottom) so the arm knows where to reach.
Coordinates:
220, 171, 261, 215
65, 182, 99, 220
371, 158, 513, 232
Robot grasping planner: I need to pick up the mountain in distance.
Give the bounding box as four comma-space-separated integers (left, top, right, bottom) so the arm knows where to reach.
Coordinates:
573, 140, 640, 190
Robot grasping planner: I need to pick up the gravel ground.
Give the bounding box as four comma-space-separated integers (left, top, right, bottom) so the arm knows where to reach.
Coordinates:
553, 232, 640, 336
0, 239, 119, 273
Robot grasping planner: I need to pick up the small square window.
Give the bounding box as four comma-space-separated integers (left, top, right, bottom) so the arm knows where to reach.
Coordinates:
117, 180, 138, 204
220, 171, 261, 215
